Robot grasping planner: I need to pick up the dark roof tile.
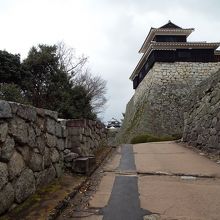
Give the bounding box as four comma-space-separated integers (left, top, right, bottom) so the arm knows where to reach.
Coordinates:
159, 20, 182, 29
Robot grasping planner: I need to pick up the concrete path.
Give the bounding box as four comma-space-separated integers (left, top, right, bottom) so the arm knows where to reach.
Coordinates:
60, 141, 220, 220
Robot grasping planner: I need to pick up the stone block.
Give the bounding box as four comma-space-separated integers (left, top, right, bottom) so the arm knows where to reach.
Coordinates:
73, 156, 95, 174
55, 122, 62, 137
67, 139, 82, 152
50, 148, 60, 163
46, 133, 57, 148
56, 138, 65, 151
36, 116, 45, 131
0, 122, 8, 143
68, 127, 84, 136
27, 125, 36, 148
29, 152, 43, 171
0, 162, 8, 191
16, 145, 30, 163
197, 135, 206, 145
68, 135, 82, 144
43, 147, 51, 168
88, 156, 96, 168
9, 117, 28, 144
46, 166, 56, 183
64, 149, 71, 155
74, 157, 89, 174
0, 183, 14, 215
210, 128, 217, 135
34, 170, 45, 187
17, 105, 37, 122
61, 126, 67, 138
44, 109, 58, 120
215, 120, 220, 131
0, 100, 12, 118
66, 119, 86, 128
36, 135, 46, 154
46, 117, 56, 135
8, 151, 25, 180
64, 152, 78, 162
65, 162, 72, 168
36, 108, 45, 117
9, 102, 19, 114
0, 136, 15, 162
58, 118, 66, 126
14, 169, 36, 203
35, 125, 41, 137
207, 135, 219, 149
54, 162, 63, 178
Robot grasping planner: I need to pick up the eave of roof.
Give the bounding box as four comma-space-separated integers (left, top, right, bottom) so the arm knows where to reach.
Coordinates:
139, 28, 194, 53
130, 42, 220, 80
152, 41, 220, 49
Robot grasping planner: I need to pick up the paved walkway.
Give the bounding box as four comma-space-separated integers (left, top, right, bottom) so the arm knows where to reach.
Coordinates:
59, 141, 220, 220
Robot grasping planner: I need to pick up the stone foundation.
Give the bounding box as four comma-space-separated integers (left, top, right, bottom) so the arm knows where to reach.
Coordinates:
183, 70, 220, 152
64, 119, 107, 171
120, 62, 220, 143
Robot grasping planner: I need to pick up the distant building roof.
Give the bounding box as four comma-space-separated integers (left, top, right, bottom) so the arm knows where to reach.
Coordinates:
159, 20, 182, 29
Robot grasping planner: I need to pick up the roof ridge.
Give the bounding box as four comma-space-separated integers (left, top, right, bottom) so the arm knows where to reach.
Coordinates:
159, 20, 182, 29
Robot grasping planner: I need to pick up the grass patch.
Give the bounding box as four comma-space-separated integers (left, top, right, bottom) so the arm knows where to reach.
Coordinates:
38, 180, 61, 194
130, 133, 181, 144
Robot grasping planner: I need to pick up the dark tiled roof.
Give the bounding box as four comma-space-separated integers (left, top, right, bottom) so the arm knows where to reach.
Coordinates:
159, 21, 182, 29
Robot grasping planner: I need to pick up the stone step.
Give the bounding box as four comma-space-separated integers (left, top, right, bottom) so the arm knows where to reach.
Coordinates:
74, 156, 96, 174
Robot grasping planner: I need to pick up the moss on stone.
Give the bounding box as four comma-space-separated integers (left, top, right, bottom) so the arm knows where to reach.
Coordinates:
0, 179, 63, 220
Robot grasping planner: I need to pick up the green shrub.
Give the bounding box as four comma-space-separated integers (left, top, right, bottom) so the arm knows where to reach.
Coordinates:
130, 133, 181, 144
0, 83, 29, 104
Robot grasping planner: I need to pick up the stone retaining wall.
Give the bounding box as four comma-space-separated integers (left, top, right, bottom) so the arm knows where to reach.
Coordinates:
183, 70, 220, 152
119, 62, 220, 143
64, 119, 107, 170
0, 100, 107, 215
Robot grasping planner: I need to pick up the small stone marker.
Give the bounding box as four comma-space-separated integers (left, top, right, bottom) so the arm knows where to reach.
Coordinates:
74, 156, 95, 174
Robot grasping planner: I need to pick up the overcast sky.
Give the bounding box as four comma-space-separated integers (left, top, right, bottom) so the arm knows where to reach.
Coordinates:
0, 0, 220, 122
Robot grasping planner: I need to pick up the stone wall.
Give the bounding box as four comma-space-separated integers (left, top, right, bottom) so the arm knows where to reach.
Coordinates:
0, 100, 66, 215
183, 70, 220, 152
119, 62, 220, 143
64, 119, 107, 170
0, 101, 107, 215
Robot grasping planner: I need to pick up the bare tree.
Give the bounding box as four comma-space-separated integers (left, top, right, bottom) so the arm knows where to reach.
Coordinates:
57, 41, 87, 77
73, 70, 107, 114
56, 42, 107, 114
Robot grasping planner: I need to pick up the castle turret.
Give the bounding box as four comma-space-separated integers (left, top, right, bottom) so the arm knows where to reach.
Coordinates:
131, 21, 220, 89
